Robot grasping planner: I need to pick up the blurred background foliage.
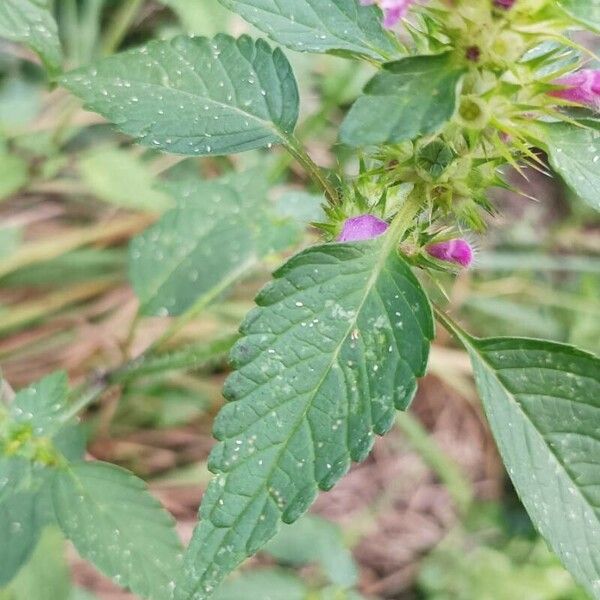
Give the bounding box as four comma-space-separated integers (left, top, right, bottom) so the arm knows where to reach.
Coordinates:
0, 1, 598, 599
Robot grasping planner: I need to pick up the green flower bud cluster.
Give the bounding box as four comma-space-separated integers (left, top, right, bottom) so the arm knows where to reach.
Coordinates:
348, 0, 593, 234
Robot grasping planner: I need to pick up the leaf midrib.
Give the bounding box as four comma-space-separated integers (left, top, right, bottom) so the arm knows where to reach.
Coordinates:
84, 77, 279, 134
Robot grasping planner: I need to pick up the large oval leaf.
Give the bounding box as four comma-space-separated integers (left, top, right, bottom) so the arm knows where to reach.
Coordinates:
544, 121, 600, 212
129, 169, 300, 316
556, 0, 600, 33
61, 35, 299, 156
218, 0, 401, 61
453, 329, 600, 599
176, 238, 434, 599
52, 461, 183, 600
340, 53, 466, 146
0, 0, 62, 74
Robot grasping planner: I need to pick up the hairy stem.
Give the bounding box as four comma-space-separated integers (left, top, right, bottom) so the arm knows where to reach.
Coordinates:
283, 134, 339, 206
101, 0, 145, 56
110, 335, 239, 384
57, 334, 239, 429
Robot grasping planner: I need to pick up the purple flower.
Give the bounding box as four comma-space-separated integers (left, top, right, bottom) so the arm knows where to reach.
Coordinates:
360, 0, 416, 28
494, 0, 516, 9
338, 215, 389, 242
426, 239, 474, 268
550, 70, 600, 111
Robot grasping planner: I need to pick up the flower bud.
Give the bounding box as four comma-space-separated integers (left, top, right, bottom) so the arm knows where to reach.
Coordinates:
550, 70, 600, 111
426, 239, 474, 268
494, 0, 516, 9
338, 215, 389, 242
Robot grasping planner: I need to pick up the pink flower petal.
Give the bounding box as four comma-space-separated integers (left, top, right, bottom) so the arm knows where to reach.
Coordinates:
338, 215, 390, 242
550, 70, 600, 111
362, 0, 417, 28
426, 239, 474, 268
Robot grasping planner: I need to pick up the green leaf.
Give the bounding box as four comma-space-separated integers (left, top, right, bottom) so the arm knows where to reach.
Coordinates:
419, 535, 587, 600
217, 0, 400, 61
453, 327, 600, 599
0, 151, 27, 203
61, 34, 299, 156
212, 569, 307, 600
79, 146, 173, 213
114, 335, 239, 382
0, 225, 22, 259
265, 515, 357, 587
0, 77, 43, 130
158, 0, 231, 36
52, 461, 183, 600
556, 0, 600, 33
176, 237, 434, 599
11, 371, 68, 436
340, 53, 466, 146
129, 170, 301, 316
0, 0, 62, 73
275, 191, 325, 225
0, 459, 50, 585
0, 527, 71, 600
2, 372, 84, 461
544, 122, 600, 212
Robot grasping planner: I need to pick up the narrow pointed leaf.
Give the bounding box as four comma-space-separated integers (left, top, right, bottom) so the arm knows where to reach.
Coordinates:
455, 329, 600, 599
52, 461, 183, 600
217, 0, 401, 61
556, 0, 600, 33
544, 122, 600, 212
176, 238, 434, 599
340, 53, 466, 146
61, 35, 299, 156
0, 0, 62, 74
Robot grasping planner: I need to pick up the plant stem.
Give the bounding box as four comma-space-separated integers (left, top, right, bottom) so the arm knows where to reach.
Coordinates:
101, 0, 144, 56
110, 334, 239, 384
57, 380, 107, 427
433, 304, 471, 343
387, 192, 423, 242
57, 334, 239, 429
283, 134, 339, 206
60, 0, 80, 65
269, 62, 360, 184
